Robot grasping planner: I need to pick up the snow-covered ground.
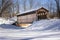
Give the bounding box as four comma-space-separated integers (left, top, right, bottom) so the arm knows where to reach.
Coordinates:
0, 19, 60, 40
0, 17, 17, 25
26, 19, 60, 31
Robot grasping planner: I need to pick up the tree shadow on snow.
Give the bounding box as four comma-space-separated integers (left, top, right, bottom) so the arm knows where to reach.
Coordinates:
0, 24, 24, 29
41, 22, 60, 31
18, 33, 60, 40
0, 33, 59, 40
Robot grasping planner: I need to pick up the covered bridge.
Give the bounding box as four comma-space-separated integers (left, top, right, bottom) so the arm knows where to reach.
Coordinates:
17, 7, 49, 24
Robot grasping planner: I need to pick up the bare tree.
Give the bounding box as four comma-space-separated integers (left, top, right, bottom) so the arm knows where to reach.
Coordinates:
50, 0, 56, 15
23, 0, 26, 11
11, 0, 20, 17
0, 0, 2, 13
55, 0, 60, 17
47, 0, 53, 14
16, 0, 19, 14
0, 0, 12, 17
29, 0, 33, 9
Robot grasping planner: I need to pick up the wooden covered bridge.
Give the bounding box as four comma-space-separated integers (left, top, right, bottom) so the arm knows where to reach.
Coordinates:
17, 7, 49, 24
16, 7, 49, 27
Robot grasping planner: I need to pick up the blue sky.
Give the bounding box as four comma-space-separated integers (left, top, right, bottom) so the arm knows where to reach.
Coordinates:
13, 0, 56, 12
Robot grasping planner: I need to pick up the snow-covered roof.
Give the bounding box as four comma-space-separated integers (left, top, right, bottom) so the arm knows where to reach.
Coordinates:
17, 7, 39, 15
17, 7, 48, 16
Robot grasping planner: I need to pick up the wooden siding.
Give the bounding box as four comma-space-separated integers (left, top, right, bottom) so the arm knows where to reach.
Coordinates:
17, 13, 37, 23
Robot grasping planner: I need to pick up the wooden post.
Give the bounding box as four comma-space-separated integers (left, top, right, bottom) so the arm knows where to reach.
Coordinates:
36, 10, 38, 21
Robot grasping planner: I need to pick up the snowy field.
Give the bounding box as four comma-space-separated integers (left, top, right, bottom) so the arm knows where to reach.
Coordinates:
0, 19, 60, 40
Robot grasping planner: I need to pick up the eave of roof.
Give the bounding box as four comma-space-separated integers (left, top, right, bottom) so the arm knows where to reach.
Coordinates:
17, 11, 36, 17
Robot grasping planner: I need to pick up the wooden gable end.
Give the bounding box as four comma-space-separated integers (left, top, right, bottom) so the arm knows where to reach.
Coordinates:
37, 7, 49, 13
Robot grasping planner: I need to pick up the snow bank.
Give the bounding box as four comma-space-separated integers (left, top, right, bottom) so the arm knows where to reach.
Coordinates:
0, 18, 7, 24
26, 19, 60, 31
0, 17, 17, 25
5, 16, 17, 24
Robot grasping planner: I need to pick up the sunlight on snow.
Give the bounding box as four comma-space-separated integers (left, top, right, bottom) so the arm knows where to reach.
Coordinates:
19, 23, 32, 28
